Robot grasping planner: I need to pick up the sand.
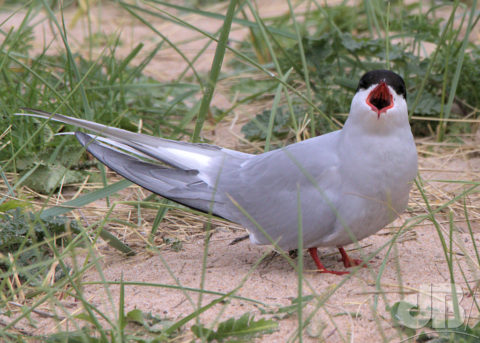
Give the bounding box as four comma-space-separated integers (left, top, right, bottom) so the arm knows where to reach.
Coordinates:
2, 1, 480, 342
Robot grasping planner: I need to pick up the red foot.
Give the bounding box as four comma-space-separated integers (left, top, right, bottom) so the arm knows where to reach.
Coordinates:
308, 248, 349, 275
338, 247, 367, 268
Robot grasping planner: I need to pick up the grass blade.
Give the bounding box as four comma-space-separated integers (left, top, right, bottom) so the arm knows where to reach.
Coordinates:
192, 0, 238, 142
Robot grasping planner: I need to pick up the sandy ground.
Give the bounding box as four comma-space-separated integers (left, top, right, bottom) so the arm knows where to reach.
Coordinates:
2, 1, 480, 342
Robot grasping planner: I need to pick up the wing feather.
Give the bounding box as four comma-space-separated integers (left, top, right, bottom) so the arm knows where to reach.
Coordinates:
17, 109, 250, 186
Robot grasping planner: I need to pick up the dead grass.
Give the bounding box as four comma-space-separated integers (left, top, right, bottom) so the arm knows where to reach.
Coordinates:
3, 110, 480, 341
2, 1, 480, 341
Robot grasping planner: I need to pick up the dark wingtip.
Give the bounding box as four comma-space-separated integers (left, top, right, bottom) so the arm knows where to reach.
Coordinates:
19, 107, 49, 115
74, 131, 90, 146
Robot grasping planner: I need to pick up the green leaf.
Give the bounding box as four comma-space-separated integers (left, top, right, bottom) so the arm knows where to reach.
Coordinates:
257, 294, 314, 320
45, 327, 100, 343
39, 179, 132, 219
0, 208, 78, 251
425, 319, 480, 343
126, 309, 145, 326
73, 313, 98, 326
126, 309, 175, 334
408, 90, 442, 116
22, 163, 86, 194
241, 106, 291, 141
0, 200, 29, 213
340, 33, 364, 51
191, 325, 216, 342
191, 312, 278, 342
389, 301, 423, 338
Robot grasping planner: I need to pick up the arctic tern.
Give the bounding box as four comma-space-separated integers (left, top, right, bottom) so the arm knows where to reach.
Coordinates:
17, 69, 418, 275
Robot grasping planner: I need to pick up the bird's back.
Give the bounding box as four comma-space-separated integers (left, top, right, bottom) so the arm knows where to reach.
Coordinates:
216, 131, 344, 250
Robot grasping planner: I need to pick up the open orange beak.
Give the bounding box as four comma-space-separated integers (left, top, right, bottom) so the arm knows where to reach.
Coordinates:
366, 82, 393, 118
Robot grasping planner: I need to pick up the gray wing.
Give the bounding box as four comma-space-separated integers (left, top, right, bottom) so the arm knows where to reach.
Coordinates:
75, 132, 231, 216
17, 109, 251, 218
218, 132, 343, 250
17, 109, 250, 187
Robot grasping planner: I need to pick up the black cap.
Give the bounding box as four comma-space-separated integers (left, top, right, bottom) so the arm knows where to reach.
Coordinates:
356, 70, 406, 99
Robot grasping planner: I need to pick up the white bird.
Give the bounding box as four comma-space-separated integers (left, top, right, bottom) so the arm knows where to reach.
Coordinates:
17, 70, 418, 275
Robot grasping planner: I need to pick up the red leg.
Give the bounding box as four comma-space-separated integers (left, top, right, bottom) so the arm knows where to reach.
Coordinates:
338, 247, 366, 268
308, 248, 349, 275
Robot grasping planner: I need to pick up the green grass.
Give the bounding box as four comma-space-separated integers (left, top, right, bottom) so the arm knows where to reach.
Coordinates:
1, 0, 480, 342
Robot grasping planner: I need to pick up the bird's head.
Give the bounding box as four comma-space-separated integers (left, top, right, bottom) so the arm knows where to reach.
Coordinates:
347, 70, 408, 132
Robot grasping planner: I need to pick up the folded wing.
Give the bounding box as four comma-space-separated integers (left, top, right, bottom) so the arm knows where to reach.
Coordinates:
17, 109, 251, 217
